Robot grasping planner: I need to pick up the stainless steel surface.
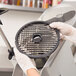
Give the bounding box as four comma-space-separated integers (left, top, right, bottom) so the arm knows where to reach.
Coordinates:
0, 27, 12, 51
0, 46, 13, 72
40, 38, 76, 76
41, 40, 65, 76
39, 2, 76, 76
12, 64, 24, 76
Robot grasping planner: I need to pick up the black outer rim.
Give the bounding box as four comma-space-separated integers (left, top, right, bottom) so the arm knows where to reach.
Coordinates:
15, 21, 60, 58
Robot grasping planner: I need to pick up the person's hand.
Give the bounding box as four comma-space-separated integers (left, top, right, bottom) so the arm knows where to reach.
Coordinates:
14, 47, 37, 75
49, 22, 76, 44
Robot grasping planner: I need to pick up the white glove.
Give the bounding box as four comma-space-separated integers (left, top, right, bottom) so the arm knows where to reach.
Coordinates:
14, 47, 37, 75
49, 22, 76, 44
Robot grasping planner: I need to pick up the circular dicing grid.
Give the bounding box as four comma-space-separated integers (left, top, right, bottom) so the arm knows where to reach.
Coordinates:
16, 21, 60, 58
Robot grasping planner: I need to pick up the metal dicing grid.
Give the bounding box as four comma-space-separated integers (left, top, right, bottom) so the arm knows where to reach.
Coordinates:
17, 24, 58, 56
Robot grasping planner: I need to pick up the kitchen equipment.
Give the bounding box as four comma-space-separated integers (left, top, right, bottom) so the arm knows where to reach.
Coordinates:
0, 2, 76, 76
0, 8, 14, 60
15, 10, 75, 69
15, 21, 60, 58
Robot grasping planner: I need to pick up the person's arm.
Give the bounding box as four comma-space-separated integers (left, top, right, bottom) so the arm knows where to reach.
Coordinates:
49, 22, 76, 44
27, 68, 40, 76
14, 48, 40, 76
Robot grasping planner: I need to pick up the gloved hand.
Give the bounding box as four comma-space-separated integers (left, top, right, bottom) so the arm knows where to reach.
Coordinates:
14, 47, 37, 75
49, 22, 76, 44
